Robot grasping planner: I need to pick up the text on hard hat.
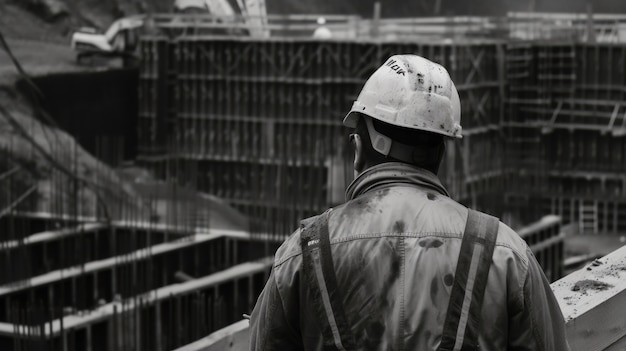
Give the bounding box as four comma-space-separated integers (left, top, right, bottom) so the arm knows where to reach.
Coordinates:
385, 59, 406, 76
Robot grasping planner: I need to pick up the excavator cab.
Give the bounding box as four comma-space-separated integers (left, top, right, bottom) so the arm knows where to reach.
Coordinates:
71, 16, 143, 65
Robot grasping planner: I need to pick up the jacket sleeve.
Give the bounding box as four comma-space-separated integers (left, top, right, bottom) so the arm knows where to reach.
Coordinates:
249, 269, 302, 351
507, 247, 571, 351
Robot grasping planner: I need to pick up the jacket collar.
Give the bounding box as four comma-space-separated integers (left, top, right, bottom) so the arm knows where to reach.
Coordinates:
345, 162, 450, 201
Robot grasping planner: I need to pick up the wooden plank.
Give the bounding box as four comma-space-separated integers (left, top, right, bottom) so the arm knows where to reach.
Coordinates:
0, 231, 248, 297
529, 232, 565, 253
0, 223, 106, 250
551, 245, 626, 351
173, 319, 249, 351
517, 215, 560, 239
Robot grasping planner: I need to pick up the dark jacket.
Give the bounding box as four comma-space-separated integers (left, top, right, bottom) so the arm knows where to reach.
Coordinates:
250, 162, 570, 351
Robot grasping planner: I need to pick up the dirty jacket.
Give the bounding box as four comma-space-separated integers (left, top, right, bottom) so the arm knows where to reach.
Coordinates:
250, 162, 570, 351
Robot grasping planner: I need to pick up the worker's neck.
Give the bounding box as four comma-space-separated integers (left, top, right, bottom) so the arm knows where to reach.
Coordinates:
356, 160, 438, 178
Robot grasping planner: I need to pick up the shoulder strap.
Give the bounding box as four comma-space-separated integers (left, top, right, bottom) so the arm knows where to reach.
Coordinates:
438, 209, 500, 351
300, 210, 356, 351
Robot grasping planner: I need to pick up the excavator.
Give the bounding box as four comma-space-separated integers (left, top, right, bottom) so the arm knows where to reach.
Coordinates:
70, 15, 143, 63
70, 0, 267, 64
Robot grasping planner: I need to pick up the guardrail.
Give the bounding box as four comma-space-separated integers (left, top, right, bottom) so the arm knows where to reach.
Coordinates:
126, 12, 626, 41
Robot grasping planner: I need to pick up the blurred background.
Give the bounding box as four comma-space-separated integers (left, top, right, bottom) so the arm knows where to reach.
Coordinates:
0, 0, 625, 350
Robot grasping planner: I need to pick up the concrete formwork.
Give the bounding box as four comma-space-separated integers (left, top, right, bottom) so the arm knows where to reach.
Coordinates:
0, 214, 277, 351
138, 34, 626, 235
137, 37, 505, 236
504, 42, 626, 232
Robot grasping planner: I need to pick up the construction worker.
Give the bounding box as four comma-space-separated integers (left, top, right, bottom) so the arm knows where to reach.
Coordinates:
313, 17, 333, 39
249, 55, 570, 351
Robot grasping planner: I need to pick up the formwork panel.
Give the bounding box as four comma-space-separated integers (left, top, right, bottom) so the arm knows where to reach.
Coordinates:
137, 37, 173, 156
0, 233, 271, 324
542, 130, 626, 174
576, 44, 626, 89
174, 39, 376, 81
1, 261, 272, 351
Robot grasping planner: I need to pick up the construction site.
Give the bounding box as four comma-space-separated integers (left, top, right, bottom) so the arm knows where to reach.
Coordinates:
1, 0, 626, 349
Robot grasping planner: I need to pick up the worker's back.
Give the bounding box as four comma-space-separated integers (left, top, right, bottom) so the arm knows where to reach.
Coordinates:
250, 163, 569, 351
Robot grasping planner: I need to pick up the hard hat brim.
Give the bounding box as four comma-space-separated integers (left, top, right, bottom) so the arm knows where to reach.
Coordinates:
343, 111, 358, 129
343, 108, 462, 139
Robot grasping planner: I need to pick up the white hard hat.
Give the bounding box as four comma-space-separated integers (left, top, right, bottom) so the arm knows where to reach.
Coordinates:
313, 27, 332, 39
344, 54, 462, 139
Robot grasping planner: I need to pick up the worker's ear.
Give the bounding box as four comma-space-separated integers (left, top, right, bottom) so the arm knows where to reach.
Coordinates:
351, 133, 366, 174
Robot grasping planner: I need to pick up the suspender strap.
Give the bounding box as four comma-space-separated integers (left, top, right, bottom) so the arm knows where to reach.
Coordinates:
300, 210, 356, 351
438, 209, 499, 351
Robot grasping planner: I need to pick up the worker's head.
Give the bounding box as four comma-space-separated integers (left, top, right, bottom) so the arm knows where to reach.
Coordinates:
343, 54, 461, 175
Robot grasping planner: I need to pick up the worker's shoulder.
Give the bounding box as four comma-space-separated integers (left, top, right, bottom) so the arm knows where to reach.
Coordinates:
272, 213, 322, 269
492, 216, 530, 265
